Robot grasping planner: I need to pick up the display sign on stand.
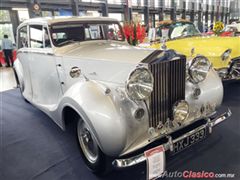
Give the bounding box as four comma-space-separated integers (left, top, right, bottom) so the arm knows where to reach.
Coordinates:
144, 145, 165, 180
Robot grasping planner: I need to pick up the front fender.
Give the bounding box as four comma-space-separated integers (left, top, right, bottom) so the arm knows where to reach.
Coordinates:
186, 69, 223, 113
58, 81, 127, 157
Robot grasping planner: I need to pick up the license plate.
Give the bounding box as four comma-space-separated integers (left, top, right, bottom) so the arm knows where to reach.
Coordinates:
172, 128, 206, 155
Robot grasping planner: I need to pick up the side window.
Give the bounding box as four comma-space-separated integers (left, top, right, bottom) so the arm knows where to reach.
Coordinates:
29, 25, 43, 48
85, 25, 103, 40
106, 24, 123, 41
43, 27, 51, 48
18, 26, 28, 48
52, 32, 67, 44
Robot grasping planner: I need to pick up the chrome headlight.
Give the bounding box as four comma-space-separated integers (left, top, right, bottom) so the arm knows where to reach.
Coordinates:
189, 56, 211, 84
126, 67, 154, 101
173, 100, 189, 123
221, 49, 231, 61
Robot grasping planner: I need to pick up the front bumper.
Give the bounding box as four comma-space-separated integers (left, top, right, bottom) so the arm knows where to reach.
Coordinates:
112, 109, 232, 168
217, 58, 240, 80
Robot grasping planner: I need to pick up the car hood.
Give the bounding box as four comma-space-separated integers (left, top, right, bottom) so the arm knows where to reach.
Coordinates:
166, 36, 240, 57
150, 36, 240, 69
54, 40, 154, 64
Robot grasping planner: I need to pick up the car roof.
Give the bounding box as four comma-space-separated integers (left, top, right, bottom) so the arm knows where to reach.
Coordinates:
20, 16, 119, 26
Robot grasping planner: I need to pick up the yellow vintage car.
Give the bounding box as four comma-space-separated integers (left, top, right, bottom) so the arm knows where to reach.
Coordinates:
149, 20, 240, 80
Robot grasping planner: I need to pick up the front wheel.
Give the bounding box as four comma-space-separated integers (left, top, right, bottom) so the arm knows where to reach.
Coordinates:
77, 120, 106, 174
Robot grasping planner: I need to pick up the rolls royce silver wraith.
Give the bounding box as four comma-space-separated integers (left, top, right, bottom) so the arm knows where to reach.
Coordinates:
14, 17, 231, 174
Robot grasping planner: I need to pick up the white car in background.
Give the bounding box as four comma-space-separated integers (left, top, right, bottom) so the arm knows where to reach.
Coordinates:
225, 22, 240, 36
14, 17, 231, 174
226, 22, 240, 31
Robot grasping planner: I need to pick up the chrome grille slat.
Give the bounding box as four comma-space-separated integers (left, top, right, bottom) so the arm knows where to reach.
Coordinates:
156, 63, 160, 126
149, 57, 186, 128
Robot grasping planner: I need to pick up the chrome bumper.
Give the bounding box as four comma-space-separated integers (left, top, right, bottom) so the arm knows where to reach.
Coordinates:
112, 109, 232, 168
217, 58, 240, 80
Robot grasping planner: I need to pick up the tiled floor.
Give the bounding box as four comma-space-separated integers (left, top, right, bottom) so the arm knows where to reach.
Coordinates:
0, 67, 17, 92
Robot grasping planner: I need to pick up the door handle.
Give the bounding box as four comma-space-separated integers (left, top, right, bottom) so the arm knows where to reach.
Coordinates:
18, 50, 28, 54
70, 66, 81, 78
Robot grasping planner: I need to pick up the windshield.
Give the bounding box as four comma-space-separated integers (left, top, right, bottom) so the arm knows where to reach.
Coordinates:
49, 21, 125, 47
156, 22, 201, 40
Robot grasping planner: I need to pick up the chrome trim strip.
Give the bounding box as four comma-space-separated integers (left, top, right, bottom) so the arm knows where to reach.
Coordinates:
17, 50, 54, 56
17, 50, 28, 54
112, 109, 231, 168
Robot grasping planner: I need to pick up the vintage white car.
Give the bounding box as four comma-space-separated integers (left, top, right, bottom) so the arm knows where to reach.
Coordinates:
14, 17, 231, 174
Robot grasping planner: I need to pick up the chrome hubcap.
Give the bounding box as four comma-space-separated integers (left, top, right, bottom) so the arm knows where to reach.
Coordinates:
78, 121, 99, 164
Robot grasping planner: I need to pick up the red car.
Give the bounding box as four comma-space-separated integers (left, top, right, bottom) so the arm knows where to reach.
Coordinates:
204, 31, 235, 37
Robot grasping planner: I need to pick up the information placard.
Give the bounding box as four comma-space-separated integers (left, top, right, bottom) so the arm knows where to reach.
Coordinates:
144, 145, 165, 180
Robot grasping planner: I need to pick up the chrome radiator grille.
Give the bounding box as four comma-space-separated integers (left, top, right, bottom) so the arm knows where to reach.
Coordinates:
149, 58, 186, 128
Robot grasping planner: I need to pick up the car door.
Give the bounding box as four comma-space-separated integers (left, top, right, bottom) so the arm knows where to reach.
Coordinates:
28, 24, 62, 106
17, 25, 33, 101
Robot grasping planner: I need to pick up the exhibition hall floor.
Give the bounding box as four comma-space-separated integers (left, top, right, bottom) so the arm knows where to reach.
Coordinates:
0, 67, 16, 92
0, 82, 240, 180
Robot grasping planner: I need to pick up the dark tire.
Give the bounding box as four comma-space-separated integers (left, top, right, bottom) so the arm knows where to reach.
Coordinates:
77, 120, 107, 174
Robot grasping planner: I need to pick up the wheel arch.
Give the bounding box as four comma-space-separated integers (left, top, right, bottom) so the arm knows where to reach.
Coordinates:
62, 105, 80, 131
58, 81, 127, 157
13, 58, 24, 89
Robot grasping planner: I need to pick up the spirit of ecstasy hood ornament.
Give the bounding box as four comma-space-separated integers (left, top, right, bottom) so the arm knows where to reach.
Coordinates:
161, 38, 167, 50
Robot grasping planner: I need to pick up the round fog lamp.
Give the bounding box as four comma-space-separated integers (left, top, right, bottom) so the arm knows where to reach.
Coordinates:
173, 100, 189, 123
